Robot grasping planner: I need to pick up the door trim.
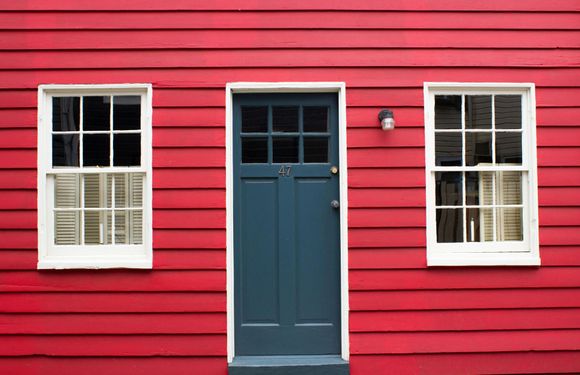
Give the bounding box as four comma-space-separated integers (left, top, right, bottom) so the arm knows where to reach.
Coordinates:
225, 82, 349, 362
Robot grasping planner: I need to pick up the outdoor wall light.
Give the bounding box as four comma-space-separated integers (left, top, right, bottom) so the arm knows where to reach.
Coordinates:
378, 109, 395, 131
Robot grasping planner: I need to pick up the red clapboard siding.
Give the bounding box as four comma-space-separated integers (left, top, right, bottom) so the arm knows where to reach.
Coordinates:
154, 128, 225, 148
4, 49, 580, 70
350, 308, 580, 332
540, 207, 580, 226
350, 288, 580, 311
1, 0, 579, 11
349, 268, 580, 290
539, 187, 580, 206
153, 169, 225, 189
153, 189, 225, 209
350, 330, 580, 354
0, 357, 227, 375
0, 210, 36, 229
2, 68, 580, 90
154, 209, 225, 229
2, 12, 580, 31
351, 352, 580, 375
0, 335, 226, 356
0, 313, 226, 334
0, 170, 36, 190
3, 30, 580, 51
349, 208, 425, 228
0, 270, 225, 292
153, 148, 224, 168
348, 188, 425, 208
0, 190, 36, 209
0, 292, 226, 313
154, 229, 225, 249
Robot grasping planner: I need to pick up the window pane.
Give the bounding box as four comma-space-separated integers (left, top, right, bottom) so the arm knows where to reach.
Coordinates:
304, 106, 328, 132
113, 96, 141, 130
465, 95, 492, 129
242, 106, 268, 133
435, 95, 461, 129
495, 95, 522, 129
465, 171, 480, 206
436, 208, 463, 242
114, 134, 141, 166
465, 132, 492, 166
497, 207, 523, 241
83, 96, 111, 131
435, 172, 462, 206
52, 134, 80, 167
467, 207, 494, 242
55, 174, 80, 208
84, 174, 105, 208
114, 210, 143, 244
53, 97, 80, 131
84, 210, 112, 245
273, 106, 299, 132
54, 211, 81, 245
496, 132, 522, 165
304, 137, 328, 163
242, 137, 268, 163
479, 172, 494, 206
273, 137, 299, 163
496, 171, 522, 205
83, 134, 110, 166
435, 132, 462, 166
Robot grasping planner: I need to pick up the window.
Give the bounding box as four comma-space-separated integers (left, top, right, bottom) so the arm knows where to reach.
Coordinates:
38, 84, 152, 269
424, 83, 540, 266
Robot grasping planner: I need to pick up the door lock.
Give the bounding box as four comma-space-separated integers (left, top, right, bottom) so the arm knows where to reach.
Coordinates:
331, 200, 340, 209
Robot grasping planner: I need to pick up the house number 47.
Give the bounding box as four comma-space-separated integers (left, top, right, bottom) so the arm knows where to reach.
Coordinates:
278, 165, 292, 177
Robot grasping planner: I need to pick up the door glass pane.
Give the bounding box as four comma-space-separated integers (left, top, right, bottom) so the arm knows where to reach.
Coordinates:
273, 106, 298, 133
435, 95, 461, 129
465, 95, 492, 129
465, 132, 492, 166
273, 137, 298, 163
83, 134, 110, 166
495, 95, 522, 129
52, 134, 80, 167
83, 96, 111, 131
436, 208, 463, 242
242, 106, 268, 133
113, 134, 141, 166
113, 96, 141, 130
53, 97, 80, 131
304, 137, 328, 163
496, 132, 522, 165
304, 107, 328, 132
54, 211, 81, 245
242, 137, 268, 163
435, 172, 462, 206
435, 132, 462, 166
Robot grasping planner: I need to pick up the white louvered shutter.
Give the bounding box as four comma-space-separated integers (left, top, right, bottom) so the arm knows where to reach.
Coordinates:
54, 174, 80, 245
479, 169, 522, 241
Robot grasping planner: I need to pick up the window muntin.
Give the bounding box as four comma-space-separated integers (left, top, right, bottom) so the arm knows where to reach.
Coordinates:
425, 83, 539, 266
39, 85, 152, 269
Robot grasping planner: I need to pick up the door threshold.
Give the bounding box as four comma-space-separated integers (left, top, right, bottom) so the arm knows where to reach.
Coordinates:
229, 355, 349, 375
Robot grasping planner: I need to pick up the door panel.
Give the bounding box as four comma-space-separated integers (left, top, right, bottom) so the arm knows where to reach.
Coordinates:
234, 93, 340, 356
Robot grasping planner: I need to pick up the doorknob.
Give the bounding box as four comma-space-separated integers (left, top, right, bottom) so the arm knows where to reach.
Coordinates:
331, 200, 340, 209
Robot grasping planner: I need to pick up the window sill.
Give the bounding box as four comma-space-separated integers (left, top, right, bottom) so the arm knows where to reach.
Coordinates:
427, 252, 540, 267
38, 256, 152, 270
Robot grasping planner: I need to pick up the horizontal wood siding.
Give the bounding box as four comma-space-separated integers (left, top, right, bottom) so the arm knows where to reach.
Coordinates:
0, 2, 579, 374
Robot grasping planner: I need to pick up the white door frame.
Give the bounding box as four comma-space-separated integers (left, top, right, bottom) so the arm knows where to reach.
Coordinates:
225, 82, 349, 362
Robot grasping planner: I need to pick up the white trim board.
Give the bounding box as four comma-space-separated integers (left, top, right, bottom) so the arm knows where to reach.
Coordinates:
225, 82, 350, 362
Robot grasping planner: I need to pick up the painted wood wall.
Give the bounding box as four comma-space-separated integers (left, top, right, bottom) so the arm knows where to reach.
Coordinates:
1, 1, 580, 373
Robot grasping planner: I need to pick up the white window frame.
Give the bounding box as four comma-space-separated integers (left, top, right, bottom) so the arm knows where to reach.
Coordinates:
37, 84, 153, 269
424, 82, 540, 266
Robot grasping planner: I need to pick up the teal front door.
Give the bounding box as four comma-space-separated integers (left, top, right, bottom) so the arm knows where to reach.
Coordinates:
233, 93, 341, 356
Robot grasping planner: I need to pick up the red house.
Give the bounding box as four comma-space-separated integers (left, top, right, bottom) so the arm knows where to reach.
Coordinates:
1, 1, 580, 374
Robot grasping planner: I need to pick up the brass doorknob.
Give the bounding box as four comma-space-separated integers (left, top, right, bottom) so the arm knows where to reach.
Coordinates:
330, 166, 338, 175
